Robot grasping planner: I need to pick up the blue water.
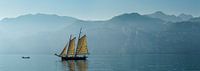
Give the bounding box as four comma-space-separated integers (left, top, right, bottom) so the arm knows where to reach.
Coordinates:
0, 54, 200, 71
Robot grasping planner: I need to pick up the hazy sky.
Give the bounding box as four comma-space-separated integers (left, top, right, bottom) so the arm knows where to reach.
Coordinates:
0, 0, 199, 20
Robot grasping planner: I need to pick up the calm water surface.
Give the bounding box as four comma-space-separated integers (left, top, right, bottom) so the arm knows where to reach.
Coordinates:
0, 54, 200, 71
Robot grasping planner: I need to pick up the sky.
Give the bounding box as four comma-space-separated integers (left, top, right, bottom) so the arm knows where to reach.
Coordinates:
0, 0, 199, 20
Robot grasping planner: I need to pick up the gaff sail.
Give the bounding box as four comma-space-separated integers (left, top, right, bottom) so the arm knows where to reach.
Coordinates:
67, 37, 76, 57
75, 35, 88, 56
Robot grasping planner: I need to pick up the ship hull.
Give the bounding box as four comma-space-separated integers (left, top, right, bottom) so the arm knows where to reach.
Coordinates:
61, 57, 87, 60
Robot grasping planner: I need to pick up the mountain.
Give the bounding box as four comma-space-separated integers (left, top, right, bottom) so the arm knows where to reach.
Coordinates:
146, 11, 193, 22
0, 12, 200, 55
0, 13, 80, 39
110, 13, 163, 23
0, 13, 78, 31
1, 13, 78, 26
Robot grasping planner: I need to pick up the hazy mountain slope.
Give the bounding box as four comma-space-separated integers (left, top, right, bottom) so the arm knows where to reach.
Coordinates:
0, 14, 79, 54
156, 21, 200, 54
0, 13, 78, 33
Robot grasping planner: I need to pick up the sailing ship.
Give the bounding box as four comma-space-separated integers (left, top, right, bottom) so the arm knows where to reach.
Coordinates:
55, 29, 89, 60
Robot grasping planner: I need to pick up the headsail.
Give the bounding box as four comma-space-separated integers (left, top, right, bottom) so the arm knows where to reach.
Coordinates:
67, 37, 76, 57
75, 35, 88, 56
59, 43, 68, 57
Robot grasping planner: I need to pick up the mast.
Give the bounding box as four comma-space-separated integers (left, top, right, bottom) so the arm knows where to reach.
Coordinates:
75, 28, 82, 57
78, 28, 82, 42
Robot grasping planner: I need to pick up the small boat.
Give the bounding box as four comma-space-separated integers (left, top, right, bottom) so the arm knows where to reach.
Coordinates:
22, 56, 30, 59
55, 28, 89, 60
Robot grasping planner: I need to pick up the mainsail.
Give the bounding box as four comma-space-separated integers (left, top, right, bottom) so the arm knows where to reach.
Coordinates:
67, 37, 76, 57
75, 35, 88, 56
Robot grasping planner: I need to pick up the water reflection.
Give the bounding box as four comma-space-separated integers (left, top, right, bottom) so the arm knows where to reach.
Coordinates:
61, 60, 88, 71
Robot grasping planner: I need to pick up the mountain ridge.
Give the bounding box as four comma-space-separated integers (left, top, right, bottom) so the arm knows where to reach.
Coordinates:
146, 11, 193, 22
0, 11, 196, 23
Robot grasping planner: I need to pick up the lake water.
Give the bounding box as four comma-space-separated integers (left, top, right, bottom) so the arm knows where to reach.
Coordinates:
0, 54, 200, 71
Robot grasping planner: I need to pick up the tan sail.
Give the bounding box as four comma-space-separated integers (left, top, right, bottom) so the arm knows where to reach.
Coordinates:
67, 37, 76, 57
59, 44, 67, 57
76, 35, 88, 56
